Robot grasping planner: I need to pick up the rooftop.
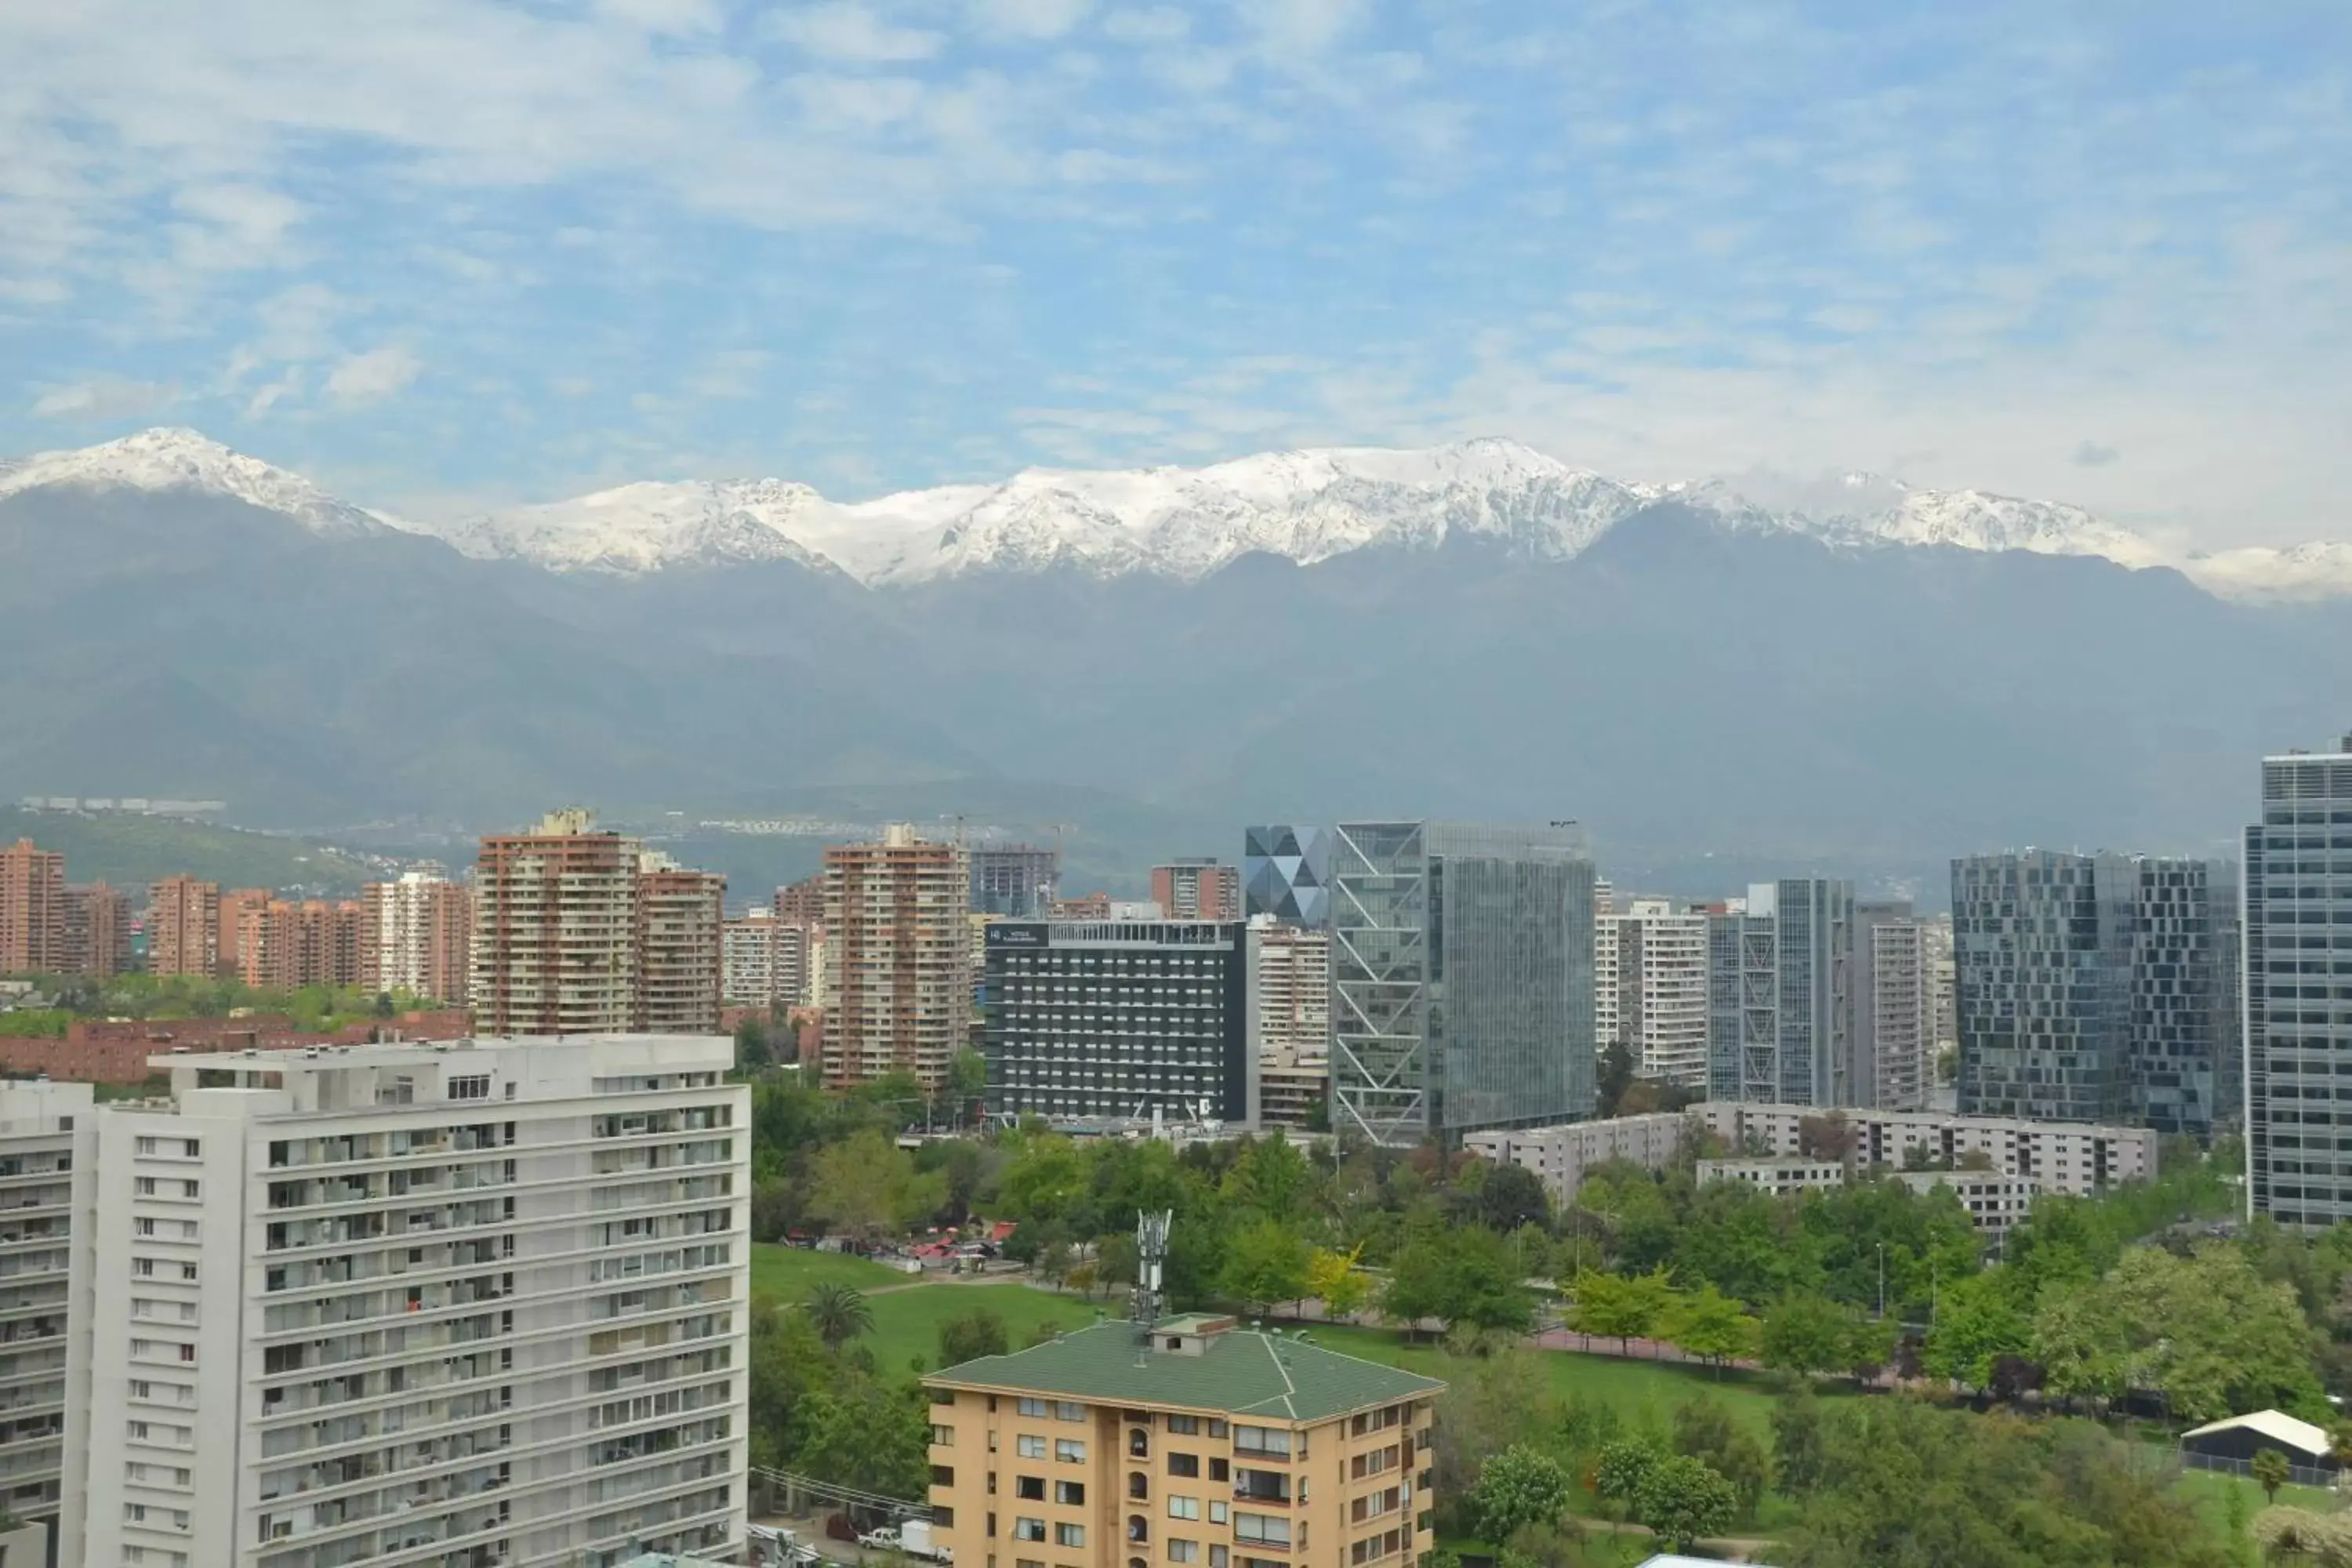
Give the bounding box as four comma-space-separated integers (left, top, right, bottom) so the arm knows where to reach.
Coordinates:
927, 1320, 1443, 1423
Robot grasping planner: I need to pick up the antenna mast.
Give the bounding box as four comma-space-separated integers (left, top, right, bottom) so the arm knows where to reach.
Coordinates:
1131, 1209, 1172, 1332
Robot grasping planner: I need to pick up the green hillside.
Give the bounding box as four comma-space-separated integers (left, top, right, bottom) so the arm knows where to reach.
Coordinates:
0, 808, 389, 894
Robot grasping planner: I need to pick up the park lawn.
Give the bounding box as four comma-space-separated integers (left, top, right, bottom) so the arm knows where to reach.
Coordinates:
2173, 1466, 2336, 1531
1306, 1322, 1789, 1437
867, 1283, 1102, 1376
749, 1243, 909, 1299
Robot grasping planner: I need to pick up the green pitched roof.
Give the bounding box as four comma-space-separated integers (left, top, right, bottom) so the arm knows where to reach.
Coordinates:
928, 1322, 1444, 1424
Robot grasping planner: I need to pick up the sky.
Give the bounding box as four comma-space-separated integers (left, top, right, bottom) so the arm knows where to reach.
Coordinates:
2, 0, 2347, 548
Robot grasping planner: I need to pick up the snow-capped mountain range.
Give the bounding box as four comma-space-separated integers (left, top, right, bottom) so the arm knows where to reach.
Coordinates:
8, 426, 2350, 604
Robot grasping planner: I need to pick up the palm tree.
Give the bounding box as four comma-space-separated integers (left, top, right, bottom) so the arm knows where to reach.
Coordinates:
805, 1283, 873, 1348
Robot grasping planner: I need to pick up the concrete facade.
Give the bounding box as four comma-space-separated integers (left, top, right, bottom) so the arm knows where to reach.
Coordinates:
1463, 1112, 1689, 1206
1693, 1101, 2154, 1196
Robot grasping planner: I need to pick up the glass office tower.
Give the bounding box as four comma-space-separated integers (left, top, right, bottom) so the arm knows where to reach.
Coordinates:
1330, 820, 1595, 1145
1953, 850, 2136, 1123
2245, 739, 2352, 1227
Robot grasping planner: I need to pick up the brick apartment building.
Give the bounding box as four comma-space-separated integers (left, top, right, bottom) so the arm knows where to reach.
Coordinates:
358, 869, 473, 1005
0, 839, 65, 973
147, 875, 221, 978
59, 883, 131, 977
0, 1008, 471, 1083
822, 825, 969, 1091
1152, 858, 1243, 921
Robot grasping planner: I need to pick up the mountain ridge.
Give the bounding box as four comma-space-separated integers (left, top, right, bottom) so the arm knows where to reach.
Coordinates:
5, 426, 2350, 604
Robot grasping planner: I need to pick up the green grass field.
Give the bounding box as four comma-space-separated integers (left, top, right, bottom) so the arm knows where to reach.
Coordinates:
748, 1243, 908, 1298
869, 1283, 1110, 1374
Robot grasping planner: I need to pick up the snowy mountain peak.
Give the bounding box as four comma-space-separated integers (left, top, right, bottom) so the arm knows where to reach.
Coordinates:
435, 477, 836, 574
0, 426, 395, 536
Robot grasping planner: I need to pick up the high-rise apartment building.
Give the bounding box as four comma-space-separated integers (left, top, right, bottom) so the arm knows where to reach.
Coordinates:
473, 811, 723, 1037
638, 858, 726, 1035
474, 811, 641, 1034
359, 869, 474, 1005
1861, 916, 1933, 1109
234, 898, 368, 991
1243, 826, 1334, 926
1705, 880, 1855, 1105
147, 877, 221, 980
720, 909, 811, 1008
0, 838, 66, 974
1596, 899, 1710, 1086
0, 1080, 91, 1532
2245, 737, 2352, 1227
217, 887, 272, 980
1331, 820, 1597, 1145
1248, 916, 1330, 1068
969, 844, 1060, 917
60, 882, 132, 978
771, 877, 825, 927
1150, 858, 1241, 922
822, 826, 970, 1091
983, 919, 1251, 1125
57, 1033, 750, 1568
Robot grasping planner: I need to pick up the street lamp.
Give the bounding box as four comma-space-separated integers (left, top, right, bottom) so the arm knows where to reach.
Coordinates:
1875, 1242, 1886, 1321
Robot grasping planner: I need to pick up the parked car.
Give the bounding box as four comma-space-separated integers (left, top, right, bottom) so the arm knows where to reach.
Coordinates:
861, 1522, 951, 1562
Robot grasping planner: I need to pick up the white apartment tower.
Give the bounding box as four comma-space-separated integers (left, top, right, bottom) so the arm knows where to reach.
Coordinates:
0, 1080, 92, 1533
1247, 917, 1331, 1067
1864, 916, 1933, 1110
1597, 900, 1711, 1087
60, 1035, 750, 1568
720, 909, 811, 1008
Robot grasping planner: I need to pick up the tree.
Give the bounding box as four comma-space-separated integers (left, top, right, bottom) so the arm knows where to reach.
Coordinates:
1308, 1243, 1371, 1319
1635, 1454, 1739, 1552
1664, 1283, 1759, 1370
804, 1283, 873, 1349
1672, 1398, 1770, 1521
1920, 1272, 2031, 1391
1595, 1040, 1636, 1119
1385, 1229, 1533, 1338
937, 1308, 1010, 1369
1759, 1294, 1853, 1379
1592, 1439, 1661, 1514
1475, 1160, 1552, 1232
807, 1131, 946, 1242
795, 1375, 931, 1498
1066, 1261, 1102, 1300
1221, 1218, 1312, 1313
1226, 1132, 1313, 1220
735, 1014, 771, 1071
1566, 1268, 1673, 1354
1769, 1394, 1828, 1498
2252, 1446, 2292, 1505
1468, 1444, 1575, 1543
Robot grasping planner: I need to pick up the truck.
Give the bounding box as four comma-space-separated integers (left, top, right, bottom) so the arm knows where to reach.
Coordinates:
858, 1519, 951, 1563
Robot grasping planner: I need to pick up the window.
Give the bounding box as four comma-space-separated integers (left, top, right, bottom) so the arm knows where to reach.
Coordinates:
1236, 1515, 1290, 1547
1054, 1525, 1085, 1548
1209, 1459, 1229, 1483
137, 1178, 157, 1196
1018, 1436, 1047, 1459
1210, 1548, 1229, 1568
1054, 1481, 1085, 1506
1166, 1414, 1200, 1435
1167, 1454, 1199, 1479
1209, 1503, 1228, 1526
933, 1466, 956, 1487
1018, 1398, 1051, 1417
1056, 1402, 1086, 1422
1169, 1543, 1200, 1564
449, 1075, 491, 1100
1018, 1478, 1045, 1501
1055, 1439, 1085, 1463
134, 1258, 154, 1277
1208, 1421, 1228, 1439
1234, 1426, 1290, 1456
1167, 1497, 1199, 1522
1015, 1519, 1047, 1543
932, 1426, 956, 1446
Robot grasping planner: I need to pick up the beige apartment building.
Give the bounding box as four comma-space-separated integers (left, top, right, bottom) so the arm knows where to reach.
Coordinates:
822, 825, 969, 1091
925, 1315, 1442, 1568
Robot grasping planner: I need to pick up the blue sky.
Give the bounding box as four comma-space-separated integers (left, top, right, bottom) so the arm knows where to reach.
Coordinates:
4, 0, 2347, 546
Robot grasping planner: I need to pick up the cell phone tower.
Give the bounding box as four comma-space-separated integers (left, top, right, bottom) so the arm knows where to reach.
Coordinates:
1131, 1209, 1173, 1330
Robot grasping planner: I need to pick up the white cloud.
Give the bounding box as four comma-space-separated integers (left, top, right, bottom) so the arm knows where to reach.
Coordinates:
980, 0, 1092, 41
244, 367, 303, 419
687, 349, 771, 401
325, 347, 422, 406
169, 183, 305, 271
593, 0, 724, 34
769, 3, 943, 63
31, 377, 177, 419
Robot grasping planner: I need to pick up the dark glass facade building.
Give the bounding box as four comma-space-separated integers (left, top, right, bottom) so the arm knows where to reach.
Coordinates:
982, 920, 1250, 1126
1704, 880, 1855, 1105
1953, 851, 2136, 1124
2245, 739, 2352, 1227
1330, 820, 1595, 1145
2132, 857, 2238, 1137
969, 844, 1060, 916
1244, 826, 1334, 927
